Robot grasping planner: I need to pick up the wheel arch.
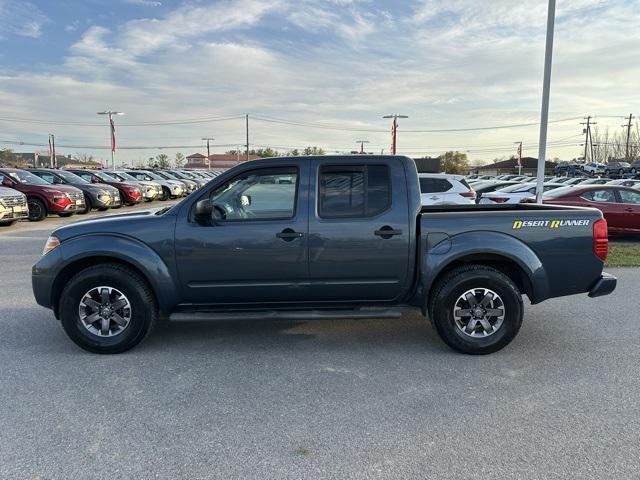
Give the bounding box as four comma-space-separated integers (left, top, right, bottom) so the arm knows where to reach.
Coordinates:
420, 231, 550, 312
50, 235, 179, 318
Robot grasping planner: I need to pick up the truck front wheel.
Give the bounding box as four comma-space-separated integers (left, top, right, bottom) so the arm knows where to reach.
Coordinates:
59, 263, 157, 354
429, 265, 523, 355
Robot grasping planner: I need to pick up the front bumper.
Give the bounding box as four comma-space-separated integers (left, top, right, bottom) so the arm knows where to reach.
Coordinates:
0, 204, 29, 221
588, 273, 617, 298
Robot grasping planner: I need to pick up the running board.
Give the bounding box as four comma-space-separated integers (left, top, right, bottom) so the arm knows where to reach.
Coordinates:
169, 307, 404, 322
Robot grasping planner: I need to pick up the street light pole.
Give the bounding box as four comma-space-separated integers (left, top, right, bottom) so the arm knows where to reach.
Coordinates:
201, 137, 215, 170
356, 140, 370, 154
535, 0, 555, 203
97, 110, 124, 169
383, 115, 408, 155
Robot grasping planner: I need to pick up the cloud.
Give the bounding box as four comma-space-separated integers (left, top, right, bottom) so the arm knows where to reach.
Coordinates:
0, 0, 48, 38
0, 0, 639, 163
125, 0, 162, 6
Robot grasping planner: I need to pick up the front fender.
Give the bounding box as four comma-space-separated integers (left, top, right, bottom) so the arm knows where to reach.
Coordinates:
39, 233, 179, 314
422, 231, 550, 305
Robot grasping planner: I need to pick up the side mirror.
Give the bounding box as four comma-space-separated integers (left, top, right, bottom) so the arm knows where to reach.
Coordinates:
240, 194, 252, 207
194, 198, 213, 222
2, 178, 13, 187
91, 177, 99, 184
53, 177, 63, 184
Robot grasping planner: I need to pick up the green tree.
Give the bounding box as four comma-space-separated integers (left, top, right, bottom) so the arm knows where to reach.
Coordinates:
0, 148, 14, 165
302, 146, 325, 156
174, 152, 185, 167
439, 151, 469, 174
155, 153, 171, 168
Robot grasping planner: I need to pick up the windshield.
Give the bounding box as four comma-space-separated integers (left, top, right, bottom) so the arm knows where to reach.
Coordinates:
169, 171, 188, 180
138, 171, 163, 181
5, 170, 49, 185
93, 171, 119, 182
56, 170, 89, 184
111, 171, 138, 181
158, 171, 179, 180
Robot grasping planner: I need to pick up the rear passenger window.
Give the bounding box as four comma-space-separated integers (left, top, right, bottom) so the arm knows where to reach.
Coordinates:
419, 178, 452, 193
319, 165, 391, 218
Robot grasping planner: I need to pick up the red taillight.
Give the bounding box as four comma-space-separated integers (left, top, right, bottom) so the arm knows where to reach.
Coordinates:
460, 190, 476, 199
490, 197, 509, 203
593, 218, 608, 261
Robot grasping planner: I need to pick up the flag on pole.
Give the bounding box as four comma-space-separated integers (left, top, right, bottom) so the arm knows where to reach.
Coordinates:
516, 142, 522, 167
110, 117, 116, 153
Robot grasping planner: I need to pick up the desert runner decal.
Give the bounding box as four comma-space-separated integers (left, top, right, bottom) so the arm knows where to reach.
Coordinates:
512, 219, 591, 229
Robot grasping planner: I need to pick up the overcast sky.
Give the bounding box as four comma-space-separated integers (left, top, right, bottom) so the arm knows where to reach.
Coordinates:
0, 0, 638, 165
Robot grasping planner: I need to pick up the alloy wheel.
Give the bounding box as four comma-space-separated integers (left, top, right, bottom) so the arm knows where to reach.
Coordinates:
78, 286, 132, 337
453, 288, 505, 338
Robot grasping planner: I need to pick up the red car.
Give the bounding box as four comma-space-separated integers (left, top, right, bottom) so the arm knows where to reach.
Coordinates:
66, 169, 142, 206
544, 185, 640, 235
0, 168, 85, 221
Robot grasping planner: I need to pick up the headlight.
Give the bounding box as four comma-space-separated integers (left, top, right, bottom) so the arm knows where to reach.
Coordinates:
43, 235, 60, 255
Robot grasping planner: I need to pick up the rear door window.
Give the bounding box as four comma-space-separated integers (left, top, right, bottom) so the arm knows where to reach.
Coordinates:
581, 190, 616, 203
318, 165, 391, 218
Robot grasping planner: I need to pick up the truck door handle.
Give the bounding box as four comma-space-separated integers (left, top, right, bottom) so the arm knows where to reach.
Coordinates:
374, 226, 402, 239
276, 228, 304, 241
625, 208, 634, 212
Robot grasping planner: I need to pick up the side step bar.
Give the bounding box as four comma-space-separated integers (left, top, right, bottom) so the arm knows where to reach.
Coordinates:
169, 307, 404, 322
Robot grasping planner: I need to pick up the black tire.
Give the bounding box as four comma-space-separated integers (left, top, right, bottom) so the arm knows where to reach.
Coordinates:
97, 207, 109, 211
428, 265, 523, 355
27, 197, 47, 221
79, 194, 92, 214
604, 169, 610, 176
58, 212, 74, 218
59, 263, 157, 354
619, 169, 624, 175
160, 186, 170, 201
631, 168, 637, 175
0, 220, 18, 227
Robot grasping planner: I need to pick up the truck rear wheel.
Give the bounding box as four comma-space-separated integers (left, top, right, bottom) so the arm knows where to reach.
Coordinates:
429, 265, 523, 355
59, 263, 157, 354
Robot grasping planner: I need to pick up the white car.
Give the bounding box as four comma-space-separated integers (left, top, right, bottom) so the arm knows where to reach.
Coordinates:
126, 170, 186, 200
479, 182, 565, 204
582, 162, 606, 175
419, 173, 475, 205
0, 186, 28, 226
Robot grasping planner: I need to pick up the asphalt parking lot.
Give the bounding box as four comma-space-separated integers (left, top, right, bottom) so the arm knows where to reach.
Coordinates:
1, 212, 639, 479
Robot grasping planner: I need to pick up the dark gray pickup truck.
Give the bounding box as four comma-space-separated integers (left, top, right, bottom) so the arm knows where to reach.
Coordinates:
32, 155, 616, 354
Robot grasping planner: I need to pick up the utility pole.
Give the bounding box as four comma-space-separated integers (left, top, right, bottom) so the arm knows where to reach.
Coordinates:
201, 137, 215, 170
535, 0, 555, 204
356, 140, 369, 154
622, 113, 634, 161
48, 134, 56, 168
383, 114, 408, 155
245, 114, 250, 161
580, 116, 595, 162
514, 142, 523, 175
97, 110, 124, 169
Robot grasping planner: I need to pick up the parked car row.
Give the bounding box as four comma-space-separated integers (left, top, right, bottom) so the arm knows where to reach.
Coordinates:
0, 167, 224, 227
418, 172, 640, 235
553, 160, 640, 177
